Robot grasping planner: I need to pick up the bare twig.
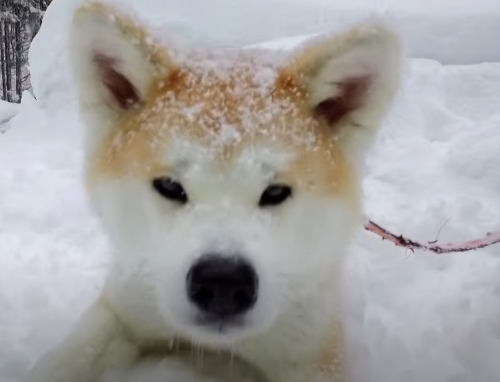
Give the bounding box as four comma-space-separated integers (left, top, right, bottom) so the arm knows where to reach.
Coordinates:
364, 220, 500, 254
430, 215, 453, 244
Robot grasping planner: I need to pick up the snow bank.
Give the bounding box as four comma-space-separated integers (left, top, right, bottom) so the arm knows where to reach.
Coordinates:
0, 100, 21, 132
345, 59, 500, 381
29, 0, 500, 109
0, 98, 102, 381
6, 44, 500, 381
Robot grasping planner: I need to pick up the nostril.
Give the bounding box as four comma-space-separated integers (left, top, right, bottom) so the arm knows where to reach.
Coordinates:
189, 286, 215, 310
233, 288, 254, 310
186, 255, 258, 319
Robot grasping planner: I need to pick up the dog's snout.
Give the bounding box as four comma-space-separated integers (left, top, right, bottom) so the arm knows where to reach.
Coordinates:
186, 255, 258, 318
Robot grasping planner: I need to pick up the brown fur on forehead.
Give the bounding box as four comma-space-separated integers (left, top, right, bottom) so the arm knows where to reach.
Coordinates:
88, 51, 357, 200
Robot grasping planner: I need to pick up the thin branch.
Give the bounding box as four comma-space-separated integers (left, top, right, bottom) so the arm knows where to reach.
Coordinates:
430, 215, 453, 244
365, 220, 500, 254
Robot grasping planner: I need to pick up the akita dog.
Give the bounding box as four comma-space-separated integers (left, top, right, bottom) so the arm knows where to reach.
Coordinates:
24, 1, 403, 381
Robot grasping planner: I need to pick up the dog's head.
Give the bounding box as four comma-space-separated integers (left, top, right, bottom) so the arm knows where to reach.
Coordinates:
69, 2, 402, 347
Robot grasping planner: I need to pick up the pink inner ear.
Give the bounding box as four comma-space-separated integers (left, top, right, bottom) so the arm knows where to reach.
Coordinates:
313, 76, 370, 125
93, 52, 140, 109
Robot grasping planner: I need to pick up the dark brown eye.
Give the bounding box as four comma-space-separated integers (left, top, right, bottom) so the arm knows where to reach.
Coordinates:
259, 184, 292, 207
152, 177, 188, 204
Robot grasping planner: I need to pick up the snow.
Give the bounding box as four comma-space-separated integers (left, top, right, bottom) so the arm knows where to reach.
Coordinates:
345, 59, 500, 381
4, 0, 500, 381
0, 100, 21, 132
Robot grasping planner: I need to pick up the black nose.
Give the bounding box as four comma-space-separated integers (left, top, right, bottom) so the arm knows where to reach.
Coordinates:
186, 255, 258, 318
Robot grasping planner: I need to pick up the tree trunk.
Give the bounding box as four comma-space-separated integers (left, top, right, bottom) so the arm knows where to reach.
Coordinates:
0, 0, 53, 102
15, 18, 23, 101
0, 21, 7, 101
4, 21, 12, 102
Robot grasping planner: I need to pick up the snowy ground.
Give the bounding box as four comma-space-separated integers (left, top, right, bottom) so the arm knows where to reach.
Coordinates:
0, 101, 20, 133
2, 0, 500, 381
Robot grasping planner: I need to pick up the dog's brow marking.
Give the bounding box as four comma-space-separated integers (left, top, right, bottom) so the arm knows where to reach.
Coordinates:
89, 48, 357, 200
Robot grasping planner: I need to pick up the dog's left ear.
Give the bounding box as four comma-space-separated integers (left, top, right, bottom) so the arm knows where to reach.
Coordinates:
290, 21, 403, 173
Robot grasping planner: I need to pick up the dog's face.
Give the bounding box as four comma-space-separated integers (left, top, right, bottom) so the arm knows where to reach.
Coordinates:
70, 2, 402, 346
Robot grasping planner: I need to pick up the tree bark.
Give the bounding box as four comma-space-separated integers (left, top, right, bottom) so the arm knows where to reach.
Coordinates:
1, 20, 7, 101
4, 20, 12, 102
0, 0, 53, 103
15, 20, 22, 101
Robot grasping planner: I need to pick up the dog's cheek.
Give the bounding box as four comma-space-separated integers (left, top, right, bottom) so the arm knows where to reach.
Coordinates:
285, 196, 356, 267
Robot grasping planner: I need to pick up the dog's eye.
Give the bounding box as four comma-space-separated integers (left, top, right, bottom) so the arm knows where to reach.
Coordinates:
152, 177, 188, 204
259, 184, 292, 207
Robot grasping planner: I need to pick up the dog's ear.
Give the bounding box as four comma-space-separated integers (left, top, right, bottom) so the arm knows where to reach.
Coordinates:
69, 1, 174, 141
290, 21, 403, 173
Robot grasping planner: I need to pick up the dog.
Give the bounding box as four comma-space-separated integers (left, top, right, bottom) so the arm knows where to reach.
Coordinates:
23, 1, 403, 381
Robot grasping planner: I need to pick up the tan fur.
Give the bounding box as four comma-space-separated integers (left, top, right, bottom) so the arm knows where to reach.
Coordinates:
313, 321, 347, 381
87, 55, 358, 203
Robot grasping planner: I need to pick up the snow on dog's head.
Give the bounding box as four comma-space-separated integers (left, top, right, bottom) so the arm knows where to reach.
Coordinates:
69, 1, 402, 346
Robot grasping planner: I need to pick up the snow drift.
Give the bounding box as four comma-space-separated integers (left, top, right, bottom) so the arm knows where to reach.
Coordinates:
0, 100, 21, 132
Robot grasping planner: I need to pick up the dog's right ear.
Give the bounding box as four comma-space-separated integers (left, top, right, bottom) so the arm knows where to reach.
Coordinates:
286, 20, 403, 176
69, 1, 174, 139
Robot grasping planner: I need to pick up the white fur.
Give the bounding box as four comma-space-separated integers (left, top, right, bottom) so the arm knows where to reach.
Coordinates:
100, 352, 265, 382
24, 3, 403, 382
